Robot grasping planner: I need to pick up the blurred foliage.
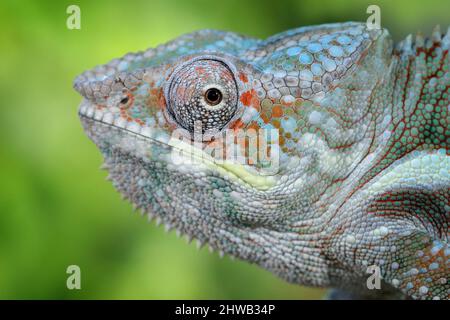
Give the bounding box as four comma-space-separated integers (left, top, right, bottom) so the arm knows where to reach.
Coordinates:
0, 0, 448, 299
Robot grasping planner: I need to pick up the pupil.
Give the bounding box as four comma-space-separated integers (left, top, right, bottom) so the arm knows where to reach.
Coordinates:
205, 88, 222, 106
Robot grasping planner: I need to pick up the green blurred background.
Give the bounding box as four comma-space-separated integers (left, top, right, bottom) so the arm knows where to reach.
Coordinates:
0, 0, 448, 299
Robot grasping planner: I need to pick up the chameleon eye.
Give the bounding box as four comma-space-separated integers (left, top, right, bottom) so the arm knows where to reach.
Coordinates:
204, 88, 222, 106
166, 59, 238, 136
120, 96, 129, 104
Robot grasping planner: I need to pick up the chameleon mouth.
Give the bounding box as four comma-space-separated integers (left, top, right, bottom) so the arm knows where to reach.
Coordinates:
78, 102, 278, 191
168, 138, 277, 190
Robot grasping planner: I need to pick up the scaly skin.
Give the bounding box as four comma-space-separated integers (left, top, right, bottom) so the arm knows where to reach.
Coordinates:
74, 22, 449, 299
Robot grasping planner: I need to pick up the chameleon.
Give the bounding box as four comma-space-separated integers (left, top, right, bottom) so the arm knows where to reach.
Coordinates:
74, 22, 449, 299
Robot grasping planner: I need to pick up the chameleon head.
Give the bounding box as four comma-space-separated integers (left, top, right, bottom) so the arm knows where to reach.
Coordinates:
75, 23, 394, 285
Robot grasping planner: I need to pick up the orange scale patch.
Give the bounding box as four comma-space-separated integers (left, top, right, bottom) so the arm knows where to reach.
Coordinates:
240, 89, 260, 110
230, 119, 246, 130
239, 89, 255, 107
260, 114, 270, 124
239, 72, 249, 83
271, 119, 281, 129
271, 105, 283, 118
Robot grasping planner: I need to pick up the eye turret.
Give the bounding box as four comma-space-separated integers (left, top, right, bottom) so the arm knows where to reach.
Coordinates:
166, 59, 238, 136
